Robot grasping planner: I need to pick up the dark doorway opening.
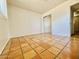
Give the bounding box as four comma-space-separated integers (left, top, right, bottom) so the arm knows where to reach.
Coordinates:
71, 3, 79, 37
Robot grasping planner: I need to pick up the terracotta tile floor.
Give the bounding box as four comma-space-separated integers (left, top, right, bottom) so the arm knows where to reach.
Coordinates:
0, 33, 79, 59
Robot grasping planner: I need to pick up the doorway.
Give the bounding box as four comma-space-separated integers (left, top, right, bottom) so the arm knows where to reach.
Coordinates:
71, 3, 79, 37
42, 15, 52, 34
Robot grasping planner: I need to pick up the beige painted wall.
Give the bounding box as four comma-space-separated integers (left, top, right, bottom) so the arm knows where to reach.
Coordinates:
8, 5, 42, 38
0, 16, 9, 54
42, 0, 79, 37
0, 0, 9, 54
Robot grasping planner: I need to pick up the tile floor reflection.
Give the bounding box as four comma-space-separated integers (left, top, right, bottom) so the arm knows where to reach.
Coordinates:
0, 33, 79, 59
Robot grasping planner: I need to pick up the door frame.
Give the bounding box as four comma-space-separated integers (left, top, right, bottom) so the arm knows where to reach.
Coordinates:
42, 15, 52, 34
70, 3, 79, 36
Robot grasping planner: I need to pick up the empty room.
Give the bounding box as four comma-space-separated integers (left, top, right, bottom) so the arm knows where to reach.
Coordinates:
0, 0, 79, 59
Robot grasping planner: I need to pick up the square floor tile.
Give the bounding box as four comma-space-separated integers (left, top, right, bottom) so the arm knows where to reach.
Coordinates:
34, 46, 45, 54
21, 43, 28, 48
10, 46, 20, 52
20, 40, 27, 44
32, 55, 41, 59
13, 55, 23, 59
8, 49, 22, 58
0, 34, 75, 59
55, 57, 60, 59
53, 43, 64, 49
24, 50, 37, 59
0, 55, 7, 59
8, 54, 23, 59
22, 46, 32, 53
48, 47, 60, 55
40, 50, 55, 59
39, 42, 51, 49
30, 43, 39, 49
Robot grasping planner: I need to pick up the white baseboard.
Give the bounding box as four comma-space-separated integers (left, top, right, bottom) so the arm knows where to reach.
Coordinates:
0, 38, 10, 54
9, 32, 43, 39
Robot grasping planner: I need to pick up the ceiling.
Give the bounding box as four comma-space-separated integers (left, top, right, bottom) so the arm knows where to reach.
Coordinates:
7, 0, 68, 14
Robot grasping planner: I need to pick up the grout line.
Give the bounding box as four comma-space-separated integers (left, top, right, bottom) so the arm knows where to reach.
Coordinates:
18, 37, 25, 59
40, 48, 51, 54
0, 34, 78, 59
31, 38, 60, 55
24, 37, 56, 56
30, 38, 53, 54
6, 39, 13, 59
24, 35, 70, 59
28, 38, 48, 54
52, 42, 67, 50
23, 37, 42, 59
54, 40, 70, 59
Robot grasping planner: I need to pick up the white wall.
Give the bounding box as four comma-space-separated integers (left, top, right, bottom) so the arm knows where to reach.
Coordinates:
42, 0, 79, 37
0, 0, 9, 54
8, 5, 42, 38
51, 1, 70, 37
0, 16, 9, 54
